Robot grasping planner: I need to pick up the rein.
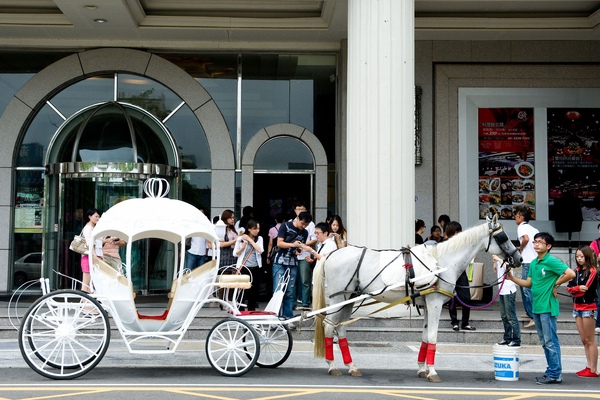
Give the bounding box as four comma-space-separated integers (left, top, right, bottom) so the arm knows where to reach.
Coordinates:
451, 260, 511, 309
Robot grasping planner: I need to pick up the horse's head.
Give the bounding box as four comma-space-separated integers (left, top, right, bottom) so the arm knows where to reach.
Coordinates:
485, 214, 522, 268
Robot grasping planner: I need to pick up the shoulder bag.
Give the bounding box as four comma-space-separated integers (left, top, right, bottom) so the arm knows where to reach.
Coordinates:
69, 230, 88, 255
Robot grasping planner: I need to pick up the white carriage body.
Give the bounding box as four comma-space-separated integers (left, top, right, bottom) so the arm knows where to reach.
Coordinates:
90, 195, 223, 352
17, 179, 292, 380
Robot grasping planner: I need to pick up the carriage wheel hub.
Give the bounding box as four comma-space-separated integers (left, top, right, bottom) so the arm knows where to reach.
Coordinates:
55, 323, 75, 341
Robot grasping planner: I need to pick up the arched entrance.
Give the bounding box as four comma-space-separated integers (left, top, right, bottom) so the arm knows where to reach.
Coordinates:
1, 48, 235, 292
241, 123, 328, 224
44, 102, 179, 293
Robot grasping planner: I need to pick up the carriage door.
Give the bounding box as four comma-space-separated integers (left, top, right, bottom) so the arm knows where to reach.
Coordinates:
43, 101, 180, 294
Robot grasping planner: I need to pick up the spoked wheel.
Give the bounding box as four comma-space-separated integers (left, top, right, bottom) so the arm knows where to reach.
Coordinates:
18, 290, 110, 379
206, 318, 260, 377
249, 322, 293, 368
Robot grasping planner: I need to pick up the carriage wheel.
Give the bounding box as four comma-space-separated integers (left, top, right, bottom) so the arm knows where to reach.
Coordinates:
18, 290, 110, 379
247, 322, 293, 368
205, 318, 260, 377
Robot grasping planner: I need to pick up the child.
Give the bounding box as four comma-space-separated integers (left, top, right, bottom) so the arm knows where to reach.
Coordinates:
493, 254, 521, 347
566, 245, 598, 378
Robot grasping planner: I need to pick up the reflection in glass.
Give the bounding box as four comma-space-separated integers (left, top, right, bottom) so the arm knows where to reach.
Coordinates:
117, 73, 182, 121
242, 80, 289, 150
182, 172, 211, 211
12, 232, 42, 289
50, 76, 113, 117
254, 137, 314, 170
51, 103, 171, 165
198, 78, 237, 153
18, 104, 63, 166
165, 104, 211, 169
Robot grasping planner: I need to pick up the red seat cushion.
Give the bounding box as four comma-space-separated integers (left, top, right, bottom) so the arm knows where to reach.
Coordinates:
235, 310, 276, 316
137, 310, 169, 320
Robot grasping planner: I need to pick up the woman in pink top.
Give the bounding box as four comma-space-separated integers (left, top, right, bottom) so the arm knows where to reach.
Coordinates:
102, 236, 126, 269
266, 212, 285, 265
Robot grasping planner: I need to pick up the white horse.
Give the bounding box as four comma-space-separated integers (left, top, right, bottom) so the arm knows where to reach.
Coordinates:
312, 215, 522, 382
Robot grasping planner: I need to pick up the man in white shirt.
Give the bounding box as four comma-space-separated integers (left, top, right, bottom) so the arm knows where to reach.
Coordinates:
516, 208, 539, 328
292, 202, 317, 308
302, 222, 338, 262
493, 255, 521, 346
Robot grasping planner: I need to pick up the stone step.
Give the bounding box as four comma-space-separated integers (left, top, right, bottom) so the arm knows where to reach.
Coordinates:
1, 297, 588, 345
0, 315, 588, 346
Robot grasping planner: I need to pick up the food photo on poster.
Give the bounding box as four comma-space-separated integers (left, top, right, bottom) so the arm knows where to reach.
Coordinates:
547, 108, 600, 221
478, 108, 536, 220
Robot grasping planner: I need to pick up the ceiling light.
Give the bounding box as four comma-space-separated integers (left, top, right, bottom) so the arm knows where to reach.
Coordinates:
84, 5, 98, 10
94, 18, 107, 24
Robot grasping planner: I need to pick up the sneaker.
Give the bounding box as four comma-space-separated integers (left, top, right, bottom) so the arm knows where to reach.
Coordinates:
520, 314, 531, 319
507, 341, 520, 347
535, 375, 562, 385
576, 367, 590, 376
524, 320, 535, 328
578, 369, 599, 378
287, 324, 297, 330
497, 340, 509, 345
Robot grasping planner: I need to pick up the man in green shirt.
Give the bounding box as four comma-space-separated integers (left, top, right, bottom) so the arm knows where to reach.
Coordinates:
508, 232, 575, 385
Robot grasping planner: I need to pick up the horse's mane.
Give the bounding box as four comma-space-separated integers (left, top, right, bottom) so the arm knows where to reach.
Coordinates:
429, 223, 487, 259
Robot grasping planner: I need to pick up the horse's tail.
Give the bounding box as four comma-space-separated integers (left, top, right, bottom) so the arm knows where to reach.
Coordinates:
312, 256, 326, 359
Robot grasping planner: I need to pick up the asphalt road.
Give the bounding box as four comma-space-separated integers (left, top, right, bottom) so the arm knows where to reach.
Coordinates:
1, 339, 599, 399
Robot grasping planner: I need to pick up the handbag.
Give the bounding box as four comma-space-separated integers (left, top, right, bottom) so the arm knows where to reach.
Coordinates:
268, 244, 279, 263
69, 230, 89, 255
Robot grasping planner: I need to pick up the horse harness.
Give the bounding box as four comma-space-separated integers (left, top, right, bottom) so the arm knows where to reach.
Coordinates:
330, 221, 517, 306
331, 246, 454, 308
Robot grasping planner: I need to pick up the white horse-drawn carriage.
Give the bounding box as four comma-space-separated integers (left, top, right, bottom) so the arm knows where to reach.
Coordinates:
17, 178, 293, 379
16, 178, 522, 383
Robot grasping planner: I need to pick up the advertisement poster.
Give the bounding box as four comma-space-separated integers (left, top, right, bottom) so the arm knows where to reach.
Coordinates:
478, 108, 535, 220
547, 109, 600, 221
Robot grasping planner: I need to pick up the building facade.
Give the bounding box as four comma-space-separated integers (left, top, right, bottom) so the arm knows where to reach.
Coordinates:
1, 1, 600, 292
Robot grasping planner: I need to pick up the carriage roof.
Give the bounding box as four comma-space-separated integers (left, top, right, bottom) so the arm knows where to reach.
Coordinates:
92, 196, 218, 243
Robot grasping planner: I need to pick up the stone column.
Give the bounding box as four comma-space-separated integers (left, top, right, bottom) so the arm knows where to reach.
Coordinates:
346, 0, 415, 248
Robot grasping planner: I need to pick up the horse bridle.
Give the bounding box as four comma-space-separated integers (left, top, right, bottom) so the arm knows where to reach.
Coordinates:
485, 221, 520, 266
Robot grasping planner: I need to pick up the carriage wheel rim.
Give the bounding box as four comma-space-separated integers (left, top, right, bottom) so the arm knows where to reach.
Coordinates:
206, 318, 260, 376
19, 290, 110, 379
249, 323, 292, 368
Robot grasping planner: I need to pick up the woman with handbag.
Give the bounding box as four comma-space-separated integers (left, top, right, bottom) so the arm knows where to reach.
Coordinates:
234, 219, 263, 311
81, 208, 101, 293
219, 210, 238, 267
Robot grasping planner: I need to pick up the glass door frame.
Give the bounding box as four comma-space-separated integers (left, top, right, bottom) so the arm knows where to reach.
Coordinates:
43, 162, 178, 292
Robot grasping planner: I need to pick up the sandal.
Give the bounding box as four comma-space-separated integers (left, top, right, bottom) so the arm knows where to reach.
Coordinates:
461, 325, 476, 331
452, 325, 459, 331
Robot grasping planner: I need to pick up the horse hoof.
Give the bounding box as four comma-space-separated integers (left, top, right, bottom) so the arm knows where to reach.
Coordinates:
427, 374, 442, 383
417, 371, 428, 379
349, 369, 362, 377
328, 369, 343, 376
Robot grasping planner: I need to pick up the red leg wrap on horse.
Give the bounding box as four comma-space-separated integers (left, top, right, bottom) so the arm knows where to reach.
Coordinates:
426, 343, 437, 365
418, 341, 428, 363
325, 337, 334, 361
338, 338, 353, 364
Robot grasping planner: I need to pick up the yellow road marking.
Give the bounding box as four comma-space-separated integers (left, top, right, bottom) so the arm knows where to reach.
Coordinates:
0, 387, 599, 400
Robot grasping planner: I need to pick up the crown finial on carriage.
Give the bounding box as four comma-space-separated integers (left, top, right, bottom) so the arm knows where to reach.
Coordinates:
144, 177, 170, 198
